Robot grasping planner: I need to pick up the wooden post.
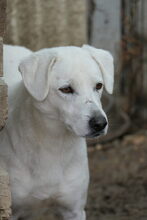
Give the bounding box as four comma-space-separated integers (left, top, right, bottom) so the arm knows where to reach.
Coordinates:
0, 1, 11, 219
121, 0, 144, 115
0, 0, 8, 131
0, 78, 7, 131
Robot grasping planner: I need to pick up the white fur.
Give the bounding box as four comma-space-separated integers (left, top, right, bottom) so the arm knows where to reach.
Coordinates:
0, 45, 114, 220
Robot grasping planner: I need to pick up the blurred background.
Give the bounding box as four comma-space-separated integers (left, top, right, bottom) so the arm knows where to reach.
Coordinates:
4, 0, 147, 219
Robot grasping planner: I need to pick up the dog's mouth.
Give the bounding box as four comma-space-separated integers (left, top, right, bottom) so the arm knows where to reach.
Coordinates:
85, 130, 105, 138
65, 122, 107, 138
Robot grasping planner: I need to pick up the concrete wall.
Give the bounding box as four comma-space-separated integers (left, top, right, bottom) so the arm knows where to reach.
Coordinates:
90, 0, 121, 63
5, 0, 88, 51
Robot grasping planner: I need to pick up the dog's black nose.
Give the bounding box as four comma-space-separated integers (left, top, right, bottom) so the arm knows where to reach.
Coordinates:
89, 116, 107, 132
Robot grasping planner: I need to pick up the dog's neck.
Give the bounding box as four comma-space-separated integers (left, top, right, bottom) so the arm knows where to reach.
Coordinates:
6, 86, 87, 179
31, 104, 72, 138
8, 84, 86, 163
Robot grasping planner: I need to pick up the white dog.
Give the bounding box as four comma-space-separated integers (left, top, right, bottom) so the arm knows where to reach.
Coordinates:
0, 45, 114, 220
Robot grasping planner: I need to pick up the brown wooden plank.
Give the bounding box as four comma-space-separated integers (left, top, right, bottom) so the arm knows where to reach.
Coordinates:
0, 0, 7, 37
0, 37, 3, 77
0, 0, 8, 127
0, 79, 8, 131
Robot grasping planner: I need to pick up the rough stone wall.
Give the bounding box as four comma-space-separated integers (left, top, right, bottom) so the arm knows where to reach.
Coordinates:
0, 1, 11, 220
5, 0, 88, 51
0, 168, 11, 220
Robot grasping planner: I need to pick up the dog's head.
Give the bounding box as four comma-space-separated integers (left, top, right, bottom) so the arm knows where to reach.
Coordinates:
19, 45, 114, 138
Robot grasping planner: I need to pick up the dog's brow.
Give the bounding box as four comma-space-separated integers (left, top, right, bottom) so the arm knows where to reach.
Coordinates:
91, 73, 103, 82
57, 79, 72, 87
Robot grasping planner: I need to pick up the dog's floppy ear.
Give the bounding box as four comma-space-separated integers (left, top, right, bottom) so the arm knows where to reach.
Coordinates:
82, 45, 114, 94
19, 53, 56, 101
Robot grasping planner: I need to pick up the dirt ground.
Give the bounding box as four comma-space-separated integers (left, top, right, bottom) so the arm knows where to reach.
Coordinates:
30, 129, 147, 220
87, 130, 147, 220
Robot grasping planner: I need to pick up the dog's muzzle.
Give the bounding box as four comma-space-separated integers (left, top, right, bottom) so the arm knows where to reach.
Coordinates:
87, 115, 107, 138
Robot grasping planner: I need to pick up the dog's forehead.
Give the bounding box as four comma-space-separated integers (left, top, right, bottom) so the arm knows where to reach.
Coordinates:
52, 47, 103, 85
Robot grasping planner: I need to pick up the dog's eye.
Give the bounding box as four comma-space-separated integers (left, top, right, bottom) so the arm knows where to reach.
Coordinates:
96, 83, 103, 90
59, 86, 74, 94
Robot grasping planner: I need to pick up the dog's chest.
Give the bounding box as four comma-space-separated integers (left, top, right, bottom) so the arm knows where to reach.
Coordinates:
11, 138, 88, 204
